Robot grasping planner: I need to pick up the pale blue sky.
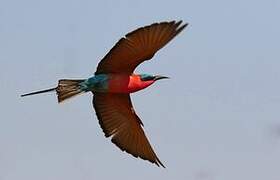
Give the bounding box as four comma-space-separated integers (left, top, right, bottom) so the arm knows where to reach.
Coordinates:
1, 0, 280, 179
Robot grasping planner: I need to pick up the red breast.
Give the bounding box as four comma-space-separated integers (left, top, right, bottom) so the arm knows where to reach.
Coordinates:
108, 74, 154, 93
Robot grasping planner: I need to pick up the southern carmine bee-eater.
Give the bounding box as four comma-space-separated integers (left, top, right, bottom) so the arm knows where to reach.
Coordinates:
21, 20, 188, 167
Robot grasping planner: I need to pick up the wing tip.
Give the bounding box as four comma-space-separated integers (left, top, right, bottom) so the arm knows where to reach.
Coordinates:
125, 20, 188, 37
175, 20, 189, 32
155, 158, 166, 168
111, 135, 166, 168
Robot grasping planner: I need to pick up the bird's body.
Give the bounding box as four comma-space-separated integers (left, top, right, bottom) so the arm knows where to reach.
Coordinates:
82, 74, 156, 93
21, 20, 188, 167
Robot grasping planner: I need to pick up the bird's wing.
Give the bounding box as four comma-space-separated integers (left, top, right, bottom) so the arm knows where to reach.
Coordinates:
93, 93, 164, 167
95, 20, 188, 74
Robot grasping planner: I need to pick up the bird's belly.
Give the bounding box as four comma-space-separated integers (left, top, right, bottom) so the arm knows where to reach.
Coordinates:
107, 75, 153, 93
108, 83, 145, 93
107, 76, 133, 93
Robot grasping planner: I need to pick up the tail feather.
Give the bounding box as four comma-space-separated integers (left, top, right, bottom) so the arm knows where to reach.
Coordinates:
21, 79, 86, 103
56, 79, 85, 103
21, 87, 57, 97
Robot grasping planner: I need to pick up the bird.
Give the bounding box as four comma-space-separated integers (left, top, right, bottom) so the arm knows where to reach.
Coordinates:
21, 20, 188, 167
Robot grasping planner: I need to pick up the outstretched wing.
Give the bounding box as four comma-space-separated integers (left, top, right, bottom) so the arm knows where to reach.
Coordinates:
93, 93, 164, 167
95, 20, 188, 74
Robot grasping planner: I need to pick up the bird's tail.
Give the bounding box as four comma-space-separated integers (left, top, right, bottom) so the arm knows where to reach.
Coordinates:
56, 79, 85, 103
21, 79, 86, 103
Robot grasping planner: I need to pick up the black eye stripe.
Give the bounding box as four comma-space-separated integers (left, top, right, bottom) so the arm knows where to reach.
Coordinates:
140, 76, 154, 81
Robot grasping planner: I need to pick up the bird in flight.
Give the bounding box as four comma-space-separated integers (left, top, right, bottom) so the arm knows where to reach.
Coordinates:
21, 20, 188, 167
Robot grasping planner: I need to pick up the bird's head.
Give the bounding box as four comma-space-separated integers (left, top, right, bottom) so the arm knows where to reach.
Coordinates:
139, 74, 170, 82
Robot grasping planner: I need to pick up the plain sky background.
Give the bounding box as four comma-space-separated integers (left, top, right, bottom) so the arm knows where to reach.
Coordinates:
1, 0, 280, 179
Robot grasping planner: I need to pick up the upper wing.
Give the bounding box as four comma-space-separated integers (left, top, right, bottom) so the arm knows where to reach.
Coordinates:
95, 20, 188, 74
93, 93, 164, 167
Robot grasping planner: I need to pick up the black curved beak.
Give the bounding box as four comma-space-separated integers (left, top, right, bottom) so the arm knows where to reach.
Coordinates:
154, 75, 170, 81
